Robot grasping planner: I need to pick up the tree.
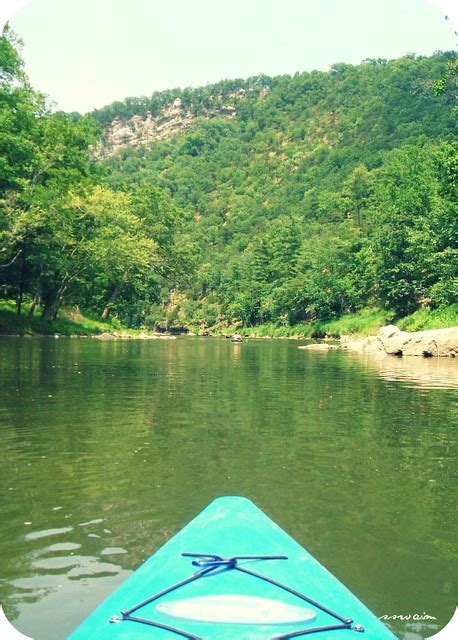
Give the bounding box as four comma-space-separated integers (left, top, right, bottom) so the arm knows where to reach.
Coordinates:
0, 26, 45, 197
1, 112, 99, 315
369, 143, 457, 314
0, 28, 100, 315
67, 186, 159, 320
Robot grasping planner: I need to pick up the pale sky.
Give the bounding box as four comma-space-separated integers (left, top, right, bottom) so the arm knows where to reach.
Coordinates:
2, 0, 457, 114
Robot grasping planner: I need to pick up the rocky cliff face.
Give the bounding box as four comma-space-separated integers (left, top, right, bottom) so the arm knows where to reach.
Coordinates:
94, 97, 238, 159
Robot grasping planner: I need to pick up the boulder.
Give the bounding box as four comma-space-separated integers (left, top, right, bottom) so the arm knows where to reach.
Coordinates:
342, 326, 458, 357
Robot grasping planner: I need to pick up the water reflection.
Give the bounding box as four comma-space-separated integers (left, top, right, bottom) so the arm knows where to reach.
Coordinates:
0, 337, 456, 640
345, 351, 458, 389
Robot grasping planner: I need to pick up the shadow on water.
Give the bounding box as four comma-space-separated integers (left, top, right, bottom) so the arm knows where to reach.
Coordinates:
0, 337, 456, 639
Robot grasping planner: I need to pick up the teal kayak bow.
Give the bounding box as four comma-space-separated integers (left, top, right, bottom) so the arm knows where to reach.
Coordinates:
68, 496, 397, 639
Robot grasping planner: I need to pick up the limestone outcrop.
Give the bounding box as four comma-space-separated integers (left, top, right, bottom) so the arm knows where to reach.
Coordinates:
342, 325, 458, 358
94, 98, 237, 159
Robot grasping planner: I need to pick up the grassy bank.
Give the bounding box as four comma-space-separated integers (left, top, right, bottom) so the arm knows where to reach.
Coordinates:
0, 301, 133, 336
2, 300, 456, 339
395, 304, 458, 332
236, 309, 390, 339
233, 305, 458, 339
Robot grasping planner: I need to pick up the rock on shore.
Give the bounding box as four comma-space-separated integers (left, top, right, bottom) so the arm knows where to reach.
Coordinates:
342, 325, 458, 358
298, 343, 338, 351
93, 332, 176, 340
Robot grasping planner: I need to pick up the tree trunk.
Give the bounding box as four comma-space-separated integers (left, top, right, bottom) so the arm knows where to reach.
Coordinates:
41, 283, 67, 321
41, 302, 55, 321
28, 291, 40, 317
15, 253, 25, 315
102, 284, 121, 319
16, 289, 23, 316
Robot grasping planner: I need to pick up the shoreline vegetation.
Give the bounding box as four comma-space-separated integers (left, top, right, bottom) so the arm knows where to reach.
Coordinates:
235, 305, 458, 339
1, 300, 456, 345
1, 29, 456, 344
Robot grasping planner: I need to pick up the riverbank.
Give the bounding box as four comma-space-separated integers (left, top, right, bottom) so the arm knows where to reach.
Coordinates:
229, 305, 458, 340
0, 302, 164, 338
2, 301, 457, 342
342, 325, 458, 357
224, 306, 458, 357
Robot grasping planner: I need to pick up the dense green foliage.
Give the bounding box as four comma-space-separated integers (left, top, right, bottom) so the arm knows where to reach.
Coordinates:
1, 27, 456, 332
0, 299, 128, 335
101, 51, 456, 330
0, 28, 190, 326
91, 76, 272, 127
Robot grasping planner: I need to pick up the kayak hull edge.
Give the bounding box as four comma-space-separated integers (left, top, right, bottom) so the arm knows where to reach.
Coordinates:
67, 496, 397, 639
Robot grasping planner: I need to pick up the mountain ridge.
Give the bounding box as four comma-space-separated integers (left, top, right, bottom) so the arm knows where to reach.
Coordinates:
94, 96, 243, 159
2, 23, 455, 333
97, 51, 456, 330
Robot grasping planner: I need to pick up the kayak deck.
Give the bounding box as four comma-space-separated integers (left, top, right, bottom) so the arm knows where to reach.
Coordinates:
68, 496, 397, 639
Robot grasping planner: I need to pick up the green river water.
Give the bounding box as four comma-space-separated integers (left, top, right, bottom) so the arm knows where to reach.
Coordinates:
0, 336, 456, 639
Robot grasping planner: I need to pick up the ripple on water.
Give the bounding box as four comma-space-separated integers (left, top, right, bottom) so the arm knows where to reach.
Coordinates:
32, 556, 87, 571
67, 558, 122, 580
11, 575, 63, 591
12, 558, 122, 590
78, 519, 104, 527
25, 527, 73, 541
100, 547, 127, 556
1, 337, 456, 640
44, 542, 81, 553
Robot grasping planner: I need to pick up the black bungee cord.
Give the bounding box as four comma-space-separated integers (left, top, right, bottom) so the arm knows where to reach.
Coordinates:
109, 552, 364, 639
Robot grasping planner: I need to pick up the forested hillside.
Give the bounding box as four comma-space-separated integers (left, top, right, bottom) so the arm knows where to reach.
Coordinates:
101, 52, 457, 331
0, 28, 191, 328
1, 25, 456, 333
